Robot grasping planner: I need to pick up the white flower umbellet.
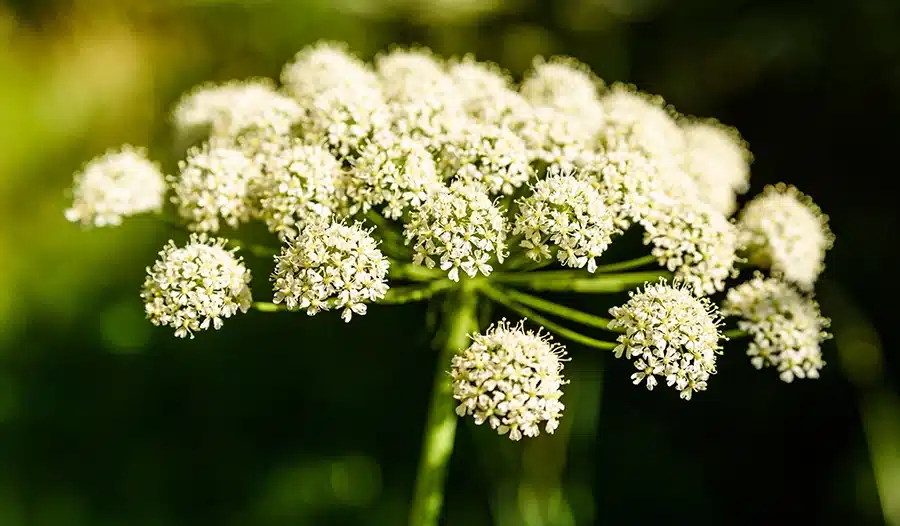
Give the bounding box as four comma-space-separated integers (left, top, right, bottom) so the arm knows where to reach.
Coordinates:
272, 219, 390, 322
65, 145, 166, 228
609, 280, 725, 400
451, 319, 567, 441
141, 233, 253, 338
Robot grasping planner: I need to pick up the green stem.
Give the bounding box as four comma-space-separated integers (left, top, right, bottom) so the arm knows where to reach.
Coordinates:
390, 262, 445, 282
479, 284, 617, 351
252, 301, 283, 312
496, 286, 615, 331
380, 281, 454, 304
592, 254, 657, 273
724, 328, 748, 339
491, 270, 669, 293
227, 239, 279, 258
409, 281, 479, 526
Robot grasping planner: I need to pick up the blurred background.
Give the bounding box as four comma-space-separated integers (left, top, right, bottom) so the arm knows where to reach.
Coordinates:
1, 0, 899, 524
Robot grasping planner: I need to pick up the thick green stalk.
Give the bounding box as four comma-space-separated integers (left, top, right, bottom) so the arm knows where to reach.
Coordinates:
491, 270, 669, 293
408, 281, 479, 526
497, 286, 614, 330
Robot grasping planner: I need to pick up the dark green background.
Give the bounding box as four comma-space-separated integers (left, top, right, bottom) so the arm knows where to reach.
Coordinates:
1, 0, 897, 524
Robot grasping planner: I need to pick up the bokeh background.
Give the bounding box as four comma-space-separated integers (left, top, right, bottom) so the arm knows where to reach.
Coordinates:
1, 0, 899, 524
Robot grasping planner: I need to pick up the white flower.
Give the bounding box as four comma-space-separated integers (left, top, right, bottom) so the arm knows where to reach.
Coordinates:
681, 119, 752, 215
439, 123, 534, 195
597, 84, 685, 158
271, 220, 390, 322
608, 280, 724, 400
513, 168, 619, 271
141, 234, 252, 338
170, 140, 261, 232
280, 40, 380, 100
513, 105, 595, 168
248, 136, 344, 239
520, 56, 604, 123
736, 183, 833, 289
451, 319, 567, 440
343, 131, 445, 219
172, 78, 303, 137
722, 274, 830, 382
65, 145, 165, 227
404, 179, 509, 281
448, 56, 516, 120
640, 197, 739, 295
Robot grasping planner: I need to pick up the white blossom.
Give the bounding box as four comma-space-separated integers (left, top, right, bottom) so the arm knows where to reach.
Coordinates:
141, 234, 252, 338
609, 280, 724, 400
272, 220, 390, 322
404, 180, 509, 281
65, 145, 165, 227
722, 274, 830, 382
513, 168, 619, 271
439, 123, 534, 195
451, 319, 567, 440
681, 119, 752, 215
169, 140, 261, 232
736, 183, 833, 289
520, 56, 605, 126
280, 41, 379, 100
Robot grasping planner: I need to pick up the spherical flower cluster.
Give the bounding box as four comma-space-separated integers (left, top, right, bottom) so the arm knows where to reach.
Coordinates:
141, 234, 252, 339
65, 145, 166, 228
280, 41, 379, 100
722, 274, 830, 382
597, 84, 685, 158
447, 56, 516, 119
169, 140, 261, 232
404, 180, 509, 281
513, 169, 619, 271
172, 79, 303, 138
640, 198, 739, 295
344, 132, 445, 219
272, 220, 390, 322
451, 319, 567, 441
249, 137, 343, 239
519, 56, 604, 123
608, 280, 725, 400
440, 124, 534, 195
514, 105, 596, 167
680, 120, 752, 215
736, 183, 834, 289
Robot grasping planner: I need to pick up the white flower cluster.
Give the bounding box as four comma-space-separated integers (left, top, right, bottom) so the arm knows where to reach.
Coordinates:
681, 120, 752, 215
169, 140, 261, 232
608, 280, 724, 400
722, 274, 830, 382
172, 78, 303, 138
451, 319, 567, 441
272, 220, 389, 322
514, 169, 618, 271
737, 183, 834, 290
141, 234, 253, 338
65, 145, 166, 227
439, 123, 533, 195
404, 180, 508, 281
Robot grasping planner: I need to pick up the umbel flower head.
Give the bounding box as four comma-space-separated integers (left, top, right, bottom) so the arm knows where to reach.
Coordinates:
680, 119, 752, 215
609, 280, 725, 400
451, 319, 567, 441
169, 139, 261, 232
172, 78, 303, 138
271, 219, 390, 322
65, 145, 166, 228
722, 274, 831, 382
737, 183, 834, 289
519, 56, 604, 121
439, 123, 534, 195
513, 167, 619, 271
248, 136, 344, 239
404, 179, 509, 281
141, 233, 252, 339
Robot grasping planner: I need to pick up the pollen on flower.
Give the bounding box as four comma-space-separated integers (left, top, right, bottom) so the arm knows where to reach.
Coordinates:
451, 319, 567, 441
608, 280, 725, 400
141, 233, 252, 339
65, 145, 166, 228
271, 219, 390, 322
247, 136, 344, 239
344, 131, 445, 219
736, 183, 834, 290
513, 167, 619, 271
722, 274, 830, 382
680, 119, 753, 215
439, 123, 534, 195
169, 139, 261, 232
172, 78, 303, 138
404, 179, 509, 281
640, 197, 739, 295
